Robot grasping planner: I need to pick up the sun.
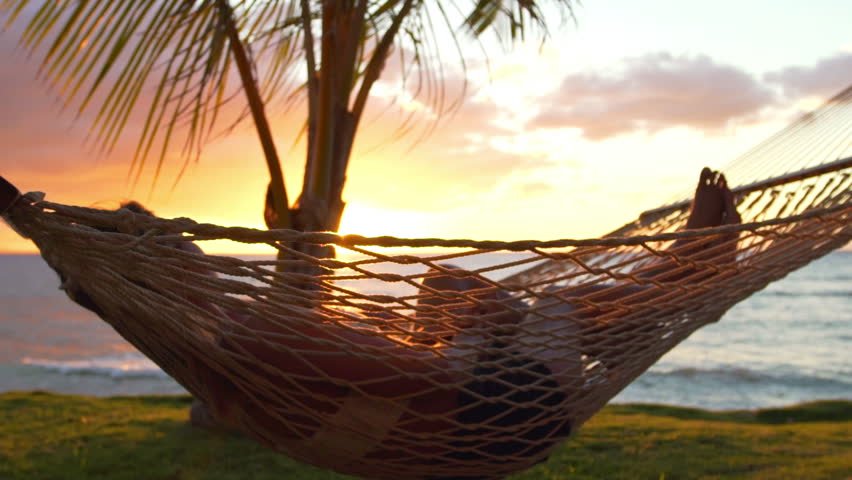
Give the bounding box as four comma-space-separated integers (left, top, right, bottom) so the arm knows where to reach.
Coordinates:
336, 203, 431, 239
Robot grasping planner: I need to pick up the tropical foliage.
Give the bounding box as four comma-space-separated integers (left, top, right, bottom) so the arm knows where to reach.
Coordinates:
0, 0, 576, 239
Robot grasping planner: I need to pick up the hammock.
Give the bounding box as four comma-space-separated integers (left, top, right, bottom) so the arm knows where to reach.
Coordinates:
2, 85, 851, 480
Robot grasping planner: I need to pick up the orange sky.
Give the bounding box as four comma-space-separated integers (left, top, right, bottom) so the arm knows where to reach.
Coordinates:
2, 1, 851, 255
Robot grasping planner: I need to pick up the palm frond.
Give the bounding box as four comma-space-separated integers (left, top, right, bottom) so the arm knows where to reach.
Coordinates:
462, 0, 576, 41
1, 0, 579, 233
0, 0, 306, 189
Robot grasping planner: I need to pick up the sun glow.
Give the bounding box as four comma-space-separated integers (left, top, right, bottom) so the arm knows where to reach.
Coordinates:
337, 203, 432, 239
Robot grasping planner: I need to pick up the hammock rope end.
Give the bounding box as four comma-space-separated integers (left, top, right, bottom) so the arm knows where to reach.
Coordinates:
0, 176, 22, 217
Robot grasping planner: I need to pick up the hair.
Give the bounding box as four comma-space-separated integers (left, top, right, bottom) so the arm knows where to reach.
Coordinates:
120, 201, 155, 217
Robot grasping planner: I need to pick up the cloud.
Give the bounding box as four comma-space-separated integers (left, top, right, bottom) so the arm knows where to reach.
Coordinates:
367, 43, 517, 143
764, 52, 852, 99
344, 132, 553, 212
529, 52, 776, 140
516, 180, 556, 199
370, 65, 507, 136
433, 146, 547, 185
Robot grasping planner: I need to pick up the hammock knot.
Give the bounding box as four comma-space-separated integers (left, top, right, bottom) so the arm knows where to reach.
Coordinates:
317, 258, 348, 270
112, 207, 155, 236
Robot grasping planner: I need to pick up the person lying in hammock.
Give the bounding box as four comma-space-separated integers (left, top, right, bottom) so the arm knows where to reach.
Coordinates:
51, 167, 742, 473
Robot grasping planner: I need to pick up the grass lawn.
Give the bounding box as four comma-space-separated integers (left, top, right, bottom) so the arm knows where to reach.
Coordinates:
1, 392, 850, 479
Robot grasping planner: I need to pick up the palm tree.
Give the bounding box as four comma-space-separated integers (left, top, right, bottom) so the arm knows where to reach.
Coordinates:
0, 0, 577, 261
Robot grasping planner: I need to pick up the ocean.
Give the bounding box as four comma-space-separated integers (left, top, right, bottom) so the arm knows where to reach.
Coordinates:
0, 252, 850, 410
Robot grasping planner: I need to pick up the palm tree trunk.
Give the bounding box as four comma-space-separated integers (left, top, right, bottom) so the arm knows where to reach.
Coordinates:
216, 0, 291, 230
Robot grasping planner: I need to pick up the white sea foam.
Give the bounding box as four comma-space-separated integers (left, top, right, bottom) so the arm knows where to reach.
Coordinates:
20, 353, 169, 379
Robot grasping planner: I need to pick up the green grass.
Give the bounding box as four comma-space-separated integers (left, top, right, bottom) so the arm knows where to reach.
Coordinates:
1, 392, 850, 480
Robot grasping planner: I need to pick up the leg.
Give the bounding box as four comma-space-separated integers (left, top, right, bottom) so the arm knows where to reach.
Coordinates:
560, 168, 742, 310
550, 169, 742, 358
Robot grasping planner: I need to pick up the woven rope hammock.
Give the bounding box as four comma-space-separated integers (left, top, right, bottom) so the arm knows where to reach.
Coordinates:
2, 84, 851, 480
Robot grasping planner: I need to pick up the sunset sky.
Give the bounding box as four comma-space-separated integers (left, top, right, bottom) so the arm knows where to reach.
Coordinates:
2, 0, 851, 254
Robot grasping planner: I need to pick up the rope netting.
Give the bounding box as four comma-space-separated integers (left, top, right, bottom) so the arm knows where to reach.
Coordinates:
1, 91, 850, 480
2, 160, 849, 480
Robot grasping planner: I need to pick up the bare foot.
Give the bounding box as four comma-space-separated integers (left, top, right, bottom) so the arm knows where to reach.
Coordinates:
678, 169, 741, 265
714, 174, 742, 266
685, 167, 726, 229
721, 179, 742, 226
643, 168, 742, 281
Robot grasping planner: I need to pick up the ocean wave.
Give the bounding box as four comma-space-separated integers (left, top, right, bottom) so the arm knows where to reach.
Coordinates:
20, 354, 169, 379
762, 290, 851, 298
645, 366, 852, 389
822, 275, 852, 282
